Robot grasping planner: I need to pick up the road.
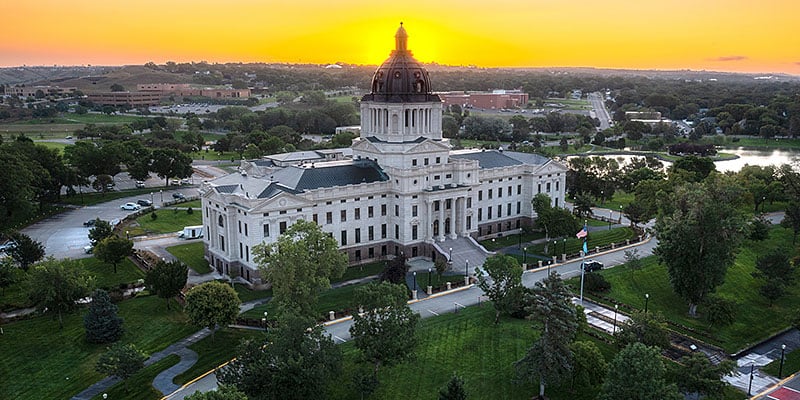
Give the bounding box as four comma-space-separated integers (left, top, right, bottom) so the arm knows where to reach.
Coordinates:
588, 92, 612, 130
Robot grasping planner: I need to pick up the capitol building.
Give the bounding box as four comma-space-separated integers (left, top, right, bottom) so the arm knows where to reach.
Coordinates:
200, 24, 567, 284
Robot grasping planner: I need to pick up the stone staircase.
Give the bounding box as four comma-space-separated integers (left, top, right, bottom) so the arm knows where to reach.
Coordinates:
436, 236, 491, 275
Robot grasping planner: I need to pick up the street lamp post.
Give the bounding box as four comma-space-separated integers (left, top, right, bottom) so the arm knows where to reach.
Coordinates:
562, 238, 566, 257
413, 271, 417, 292
552, 240, 557, 259
613, 304, 618, 335
523, 247, 527, 264
748, 364, 755, 395
518, 232, 522, 249
160, 189, 163, 204
449, 247, 453, 262
780, 344, 787, 378
618, 205, 623, 223
608, 211, 612, 230
150, 192, 154, 206
644, 293, 650, 313
126, 230, 129, 240
465, 259, 469, 286
600, 190, 604, 205
263, 311, 268, 333
762, 196, 766, 213
427, 268, 432, 289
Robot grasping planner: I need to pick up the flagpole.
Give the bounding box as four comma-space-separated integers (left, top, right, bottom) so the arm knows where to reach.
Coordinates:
579, 220, 587, 306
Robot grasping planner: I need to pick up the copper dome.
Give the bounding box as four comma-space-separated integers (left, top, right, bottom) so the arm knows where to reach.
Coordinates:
361, 23, 441, 103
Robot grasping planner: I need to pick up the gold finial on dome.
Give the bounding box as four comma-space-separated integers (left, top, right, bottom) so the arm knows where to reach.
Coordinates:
395, 22, 408, 52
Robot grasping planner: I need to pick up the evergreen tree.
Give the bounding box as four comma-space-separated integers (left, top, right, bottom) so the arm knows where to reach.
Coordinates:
84, 289, 124, 343
438, 374, 468, 400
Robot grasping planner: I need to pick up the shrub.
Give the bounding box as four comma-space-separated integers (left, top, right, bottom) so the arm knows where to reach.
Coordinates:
584, 272, 611, 293
150, 212, 158, 220
187, 207, 194, 215
749, 216, 771, 241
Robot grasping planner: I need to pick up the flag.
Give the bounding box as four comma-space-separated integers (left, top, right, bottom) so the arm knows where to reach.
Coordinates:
582, 238, 588, 255
575, 226, 588, 239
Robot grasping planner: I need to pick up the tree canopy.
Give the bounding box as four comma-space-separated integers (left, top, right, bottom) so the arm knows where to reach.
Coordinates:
93, 235, 133, 273
254, 219, 346, 319
27, 257, 94, 328
145, 260, 188, 310
599, 343, 682, 400
184, 281, 241, 337
476, 254, 523, 324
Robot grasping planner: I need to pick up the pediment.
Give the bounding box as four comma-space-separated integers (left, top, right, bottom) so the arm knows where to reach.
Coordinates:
535, 160, 568, 175
250, 191, 313, 213
406, 139, 450, 154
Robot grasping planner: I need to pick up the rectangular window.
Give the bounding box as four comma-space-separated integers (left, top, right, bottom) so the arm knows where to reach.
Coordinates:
341, 230, 347, 245
341, 210, 347, 222
238, 220, 242, 234
245, 246, 249, 262
369, 247, 375, 258
263, 224, 270, 237
244, 223, 248, 237
435, 157, 441, 164
279, 221, 287, 234
517, 201, 521, 214
546, 182, 551, 192
381, 224, 387, 239
412, 225, 418, 240
412, 159, 418, 166
467, 216, 472, 230
412, 205, 418, 217
467, 197, 472, 208
488, 206, 493, 219
424, 158, 429, 165
355, 208, 361, 220
395, 205, 399, 217
313, 214, 318, 223
368, 226, 374, 241
434, 175, 440, 180
517, 184, 522, 195
239, 242, 243, 258
498, 188, 502, 198
489, 189, 493, 199
355, 228, 361, 244
556, 181, 559, 191
220, 235, 225, 251
368, 206, 374, 218
478, 208, 483, 221
508, 186, 512, 196
478, 191, 483, 201
326, 212, 333, 224
381, 204, 387, 216
395, 224, 399, 239
538, 183, 541, 193
507, 203, 512, 216
355, 249, 361, 261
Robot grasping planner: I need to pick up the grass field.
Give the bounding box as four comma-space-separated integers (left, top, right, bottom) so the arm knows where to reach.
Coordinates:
166, 242, 211, 274
176, 200, 201, 209
523, 227, 636, 258
593, 191, 635, 213
233, 283, 272, 303
188, 150, 240, 161
542, 97, 593, 110
136, 209, 202, 234
717, 137, 800, 149
34, 140, 69, 154
480, 231, 547, 251
328, 305, 613, 400
569, 226, 800, 353
91, 354, 180, 400
0, 257, 144, 311
0, 295, 194, 400
173, 328, 263, 385
339, 261, 386, 282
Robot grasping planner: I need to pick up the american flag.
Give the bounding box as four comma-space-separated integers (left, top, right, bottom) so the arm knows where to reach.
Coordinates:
576, 226, 588, 239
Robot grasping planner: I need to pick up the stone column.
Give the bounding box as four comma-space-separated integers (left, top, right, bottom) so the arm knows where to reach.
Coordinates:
460, 196, 468, 236
438, 200, 445, 242
425, 200, 433, 242
448, 198, 457, 239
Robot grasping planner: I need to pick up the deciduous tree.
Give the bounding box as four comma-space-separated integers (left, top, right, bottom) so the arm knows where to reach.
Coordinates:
350, 282, 419, 377
476, 254, 523, 324
8, 232, 44, 271
654, 177, 747, 316
599, 343, 682, 400
672, 352, 736, 400
254, 219, 346, 319
27, 257, 94, 328
570, 340, 607, 390
218, 315, 341, 400
184, 386, 248, 400
614, 311, 670, 349
184, 281, 240, 338
93, 235, 133, 274
88, 219, 114, 246
95, 343, 146, 391
145, 260, 188, 310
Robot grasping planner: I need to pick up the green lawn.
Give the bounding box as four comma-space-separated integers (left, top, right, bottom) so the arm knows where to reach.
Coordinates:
91, 354, 180, 400
522, 227, 636, 258
188, 150, 240, 161
34, 140, 69, 154
234, 283, 272, 303
166, 242, 211, 274
1, 257, 144, 311
328, 305, 613, 400
65, 113, 147, 124
569, 226, 800, 353
136, 209, 202, 234
596, 191, 635, 213
480, 231, 546, 251
717, 137, 800, 149
177, 200, 202, 209
337, 261, 386, 282
240, 282, 372, 320
0, 295, 195, 400
762, 348, 800, 378
173, 328, 263, 385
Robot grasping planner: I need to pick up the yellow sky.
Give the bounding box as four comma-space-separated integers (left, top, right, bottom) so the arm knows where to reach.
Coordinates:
1, 0, 799, 74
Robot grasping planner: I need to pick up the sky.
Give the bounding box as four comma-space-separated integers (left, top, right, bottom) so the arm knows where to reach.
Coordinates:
1, 0, 799, 75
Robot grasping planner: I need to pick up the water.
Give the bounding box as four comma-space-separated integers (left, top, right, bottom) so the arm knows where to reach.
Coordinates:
567, 147, 799, 173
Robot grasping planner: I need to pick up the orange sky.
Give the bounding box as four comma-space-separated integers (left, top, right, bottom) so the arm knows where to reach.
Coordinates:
1, 0, 799, 74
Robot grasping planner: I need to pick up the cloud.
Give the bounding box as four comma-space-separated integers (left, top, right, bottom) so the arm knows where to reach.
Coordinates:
709, 55, 748, 62
795, 61, 800, 66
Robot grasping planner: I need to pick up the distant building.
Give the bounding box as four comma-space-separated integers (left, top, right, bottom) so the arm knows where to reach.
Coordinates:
625, 111, 662, 121
199, 25, 565, 285
438, 90, 529, 109
137, 83, 250, 98
87, 91, 163, 106
6, 85, 77, 97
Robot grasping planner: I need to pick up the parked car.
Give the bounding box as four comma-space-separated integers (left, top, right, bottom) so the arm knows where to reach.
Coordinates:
120, 202, 141, 211
0, 240, 16, 254
581, 260, 604, 272
83, 219, 97, 227
172, 192, 186, 200
169, 179, 181, 186
83, 245, 93, 254
136, 199, 152, 207
135, 180, 146, 188
180, 178, 190, 185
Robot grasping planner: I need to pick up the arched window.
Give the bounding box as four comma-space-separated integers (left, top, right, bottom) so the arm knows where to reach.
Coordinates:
218, 215, 224, 227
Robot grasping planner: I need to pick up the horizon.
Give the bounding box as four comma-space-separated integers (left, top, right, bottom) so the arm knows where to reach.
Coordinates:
2, 0, 799, 75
